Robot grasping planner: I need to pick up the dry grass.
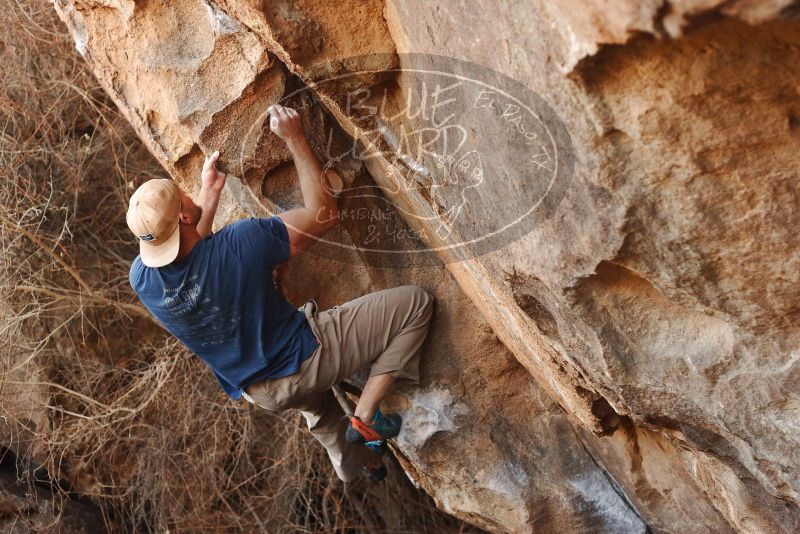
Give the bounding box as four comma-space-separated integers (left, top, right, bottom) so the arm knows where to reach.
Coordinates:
0, 1, 476, 532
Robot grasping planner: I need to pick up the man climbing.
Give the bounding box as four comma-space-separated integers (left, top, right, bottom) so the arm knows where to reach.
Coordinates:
127, 103, 434, 482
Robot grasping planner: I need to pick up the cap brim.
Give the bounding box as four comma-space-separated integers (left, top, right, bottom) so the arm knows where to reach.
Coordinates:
139, 223, 181, 268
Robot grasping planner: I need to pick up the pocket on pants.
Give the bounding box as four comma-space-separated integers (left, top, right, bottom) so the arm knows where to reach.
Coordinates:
245, 380, 286, 412
291, 347, 321, 388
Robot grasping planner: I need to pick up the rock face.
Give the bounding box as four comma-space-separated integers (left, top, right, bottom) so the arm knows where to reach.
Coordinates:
52, 0, 800, 532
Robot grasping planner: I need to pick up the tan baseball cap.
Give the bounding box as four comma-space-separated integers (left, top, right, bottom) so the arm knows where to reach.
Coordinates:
126, 179, 182, 267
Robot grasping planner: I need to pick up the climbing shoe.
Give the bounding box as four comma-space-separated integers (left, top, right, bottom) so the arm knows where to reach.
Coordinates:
345, 409, 402, 445
363, 454, 388, 482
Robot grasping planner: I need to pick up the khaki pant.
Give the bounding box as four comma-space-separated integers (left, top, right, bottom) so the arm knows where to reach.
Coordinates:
242, 285, 433, 481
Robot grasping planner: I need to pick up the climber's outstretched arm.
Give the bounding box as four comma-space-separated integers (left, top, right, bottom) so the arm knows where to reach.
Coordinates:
269, 104, 339, 257
196, 150, 226, 238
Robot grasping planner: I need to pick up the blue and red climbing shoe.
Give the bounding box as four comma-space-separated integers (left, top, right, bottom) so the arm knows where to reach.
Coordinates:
346, 410, 399, 482
345, 409, 402, 446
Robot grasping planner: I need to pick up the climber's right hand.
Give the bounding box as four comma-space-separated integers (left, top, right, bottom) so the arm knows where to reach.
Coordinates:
268, 103, 305, 146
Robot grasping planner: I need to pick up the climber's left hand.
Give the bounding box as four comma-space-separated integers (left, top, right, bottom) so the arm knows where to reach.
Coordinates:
201, 150, 227, 195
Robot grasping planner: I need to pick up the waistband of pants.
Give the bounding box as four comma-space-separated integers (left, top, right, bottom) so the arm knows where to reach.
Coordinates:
241, 300, 320, 405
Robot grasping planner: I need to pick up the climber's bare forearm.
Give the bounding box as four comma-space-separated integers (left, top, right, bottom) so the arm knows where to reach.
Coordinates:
269, 104, 338, 256
196, 150, 226, 238
196, 187, 220, 238
278, 137, 339, 256
286, 136, 338, 223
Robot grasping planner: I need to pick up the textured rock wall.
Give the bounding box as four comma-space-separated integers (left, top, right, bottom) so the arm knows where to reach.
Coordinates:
52, 0, 800, 532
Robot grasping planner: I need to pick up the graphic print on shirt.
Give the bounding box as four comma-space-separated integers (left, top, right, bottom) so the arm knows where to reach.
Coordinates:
162, 273, 241, 348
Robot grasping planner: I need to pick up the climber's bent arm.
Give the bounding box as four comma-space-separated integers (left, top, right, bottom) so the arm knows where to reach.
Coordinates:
270, 105, 339, 257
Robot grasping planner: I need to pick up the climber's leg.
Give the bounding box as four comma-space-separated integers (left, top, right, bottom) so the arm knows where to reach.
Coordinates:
244, 286, 433, 480
243, 377, 367, 482
295, 389, 367, 482
296, 285, 434, 409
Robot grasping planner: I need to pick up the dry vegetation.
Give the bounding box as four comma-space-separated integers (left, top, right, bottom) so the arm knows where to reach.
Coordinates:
0, 1, 476, 531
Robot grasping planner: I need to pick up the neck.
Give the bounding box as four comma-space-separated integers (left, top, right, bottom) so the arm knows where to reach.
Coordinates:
174, 224, 202, 262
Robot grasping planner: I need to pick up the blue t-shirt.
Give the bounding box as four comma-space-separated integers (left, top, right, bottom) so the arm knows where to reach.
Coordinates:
129, 217, 319, 400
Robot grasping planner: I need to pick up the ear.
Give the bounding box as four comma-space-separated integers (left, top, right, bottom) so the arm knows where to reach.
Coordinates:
179, 207, 193, 225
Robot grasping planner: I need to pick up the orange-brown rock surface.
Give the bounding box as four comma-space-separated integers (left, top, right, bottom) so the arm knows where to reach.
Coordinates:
52, 0, 800, 532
